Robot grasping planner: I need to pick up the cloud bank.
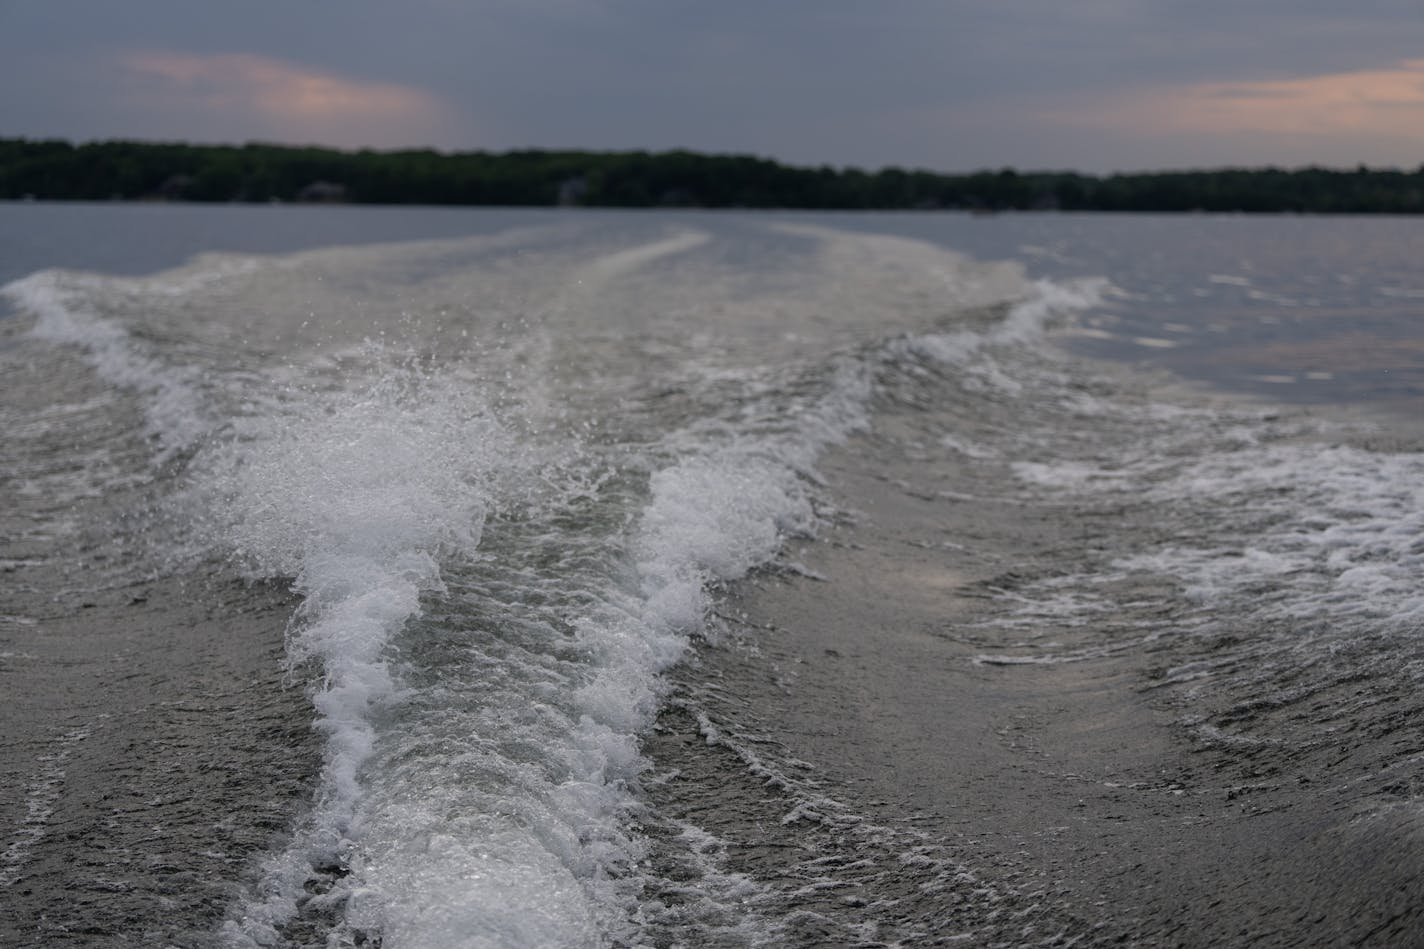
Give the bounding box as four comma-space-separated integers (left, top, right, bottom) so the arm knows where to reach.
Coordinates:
118, 51, 458, 148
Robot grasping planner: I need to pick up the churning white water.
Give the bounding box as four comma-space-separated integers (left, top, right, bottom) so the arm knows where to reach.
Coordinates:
4, 208, 1422, 947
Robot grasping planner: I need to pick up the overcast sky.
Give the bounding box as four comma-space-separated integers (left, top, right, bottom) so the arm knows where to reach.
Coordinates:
4, 1, 1424, 173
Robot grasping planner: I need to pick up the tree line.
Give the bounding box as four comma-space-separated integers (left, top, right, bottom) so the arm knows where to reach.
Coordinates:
4, 138, 1424, 213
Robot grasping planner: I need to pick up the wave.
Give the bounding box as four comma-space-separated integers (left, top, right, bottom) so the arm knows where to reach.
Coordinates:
5, 221, 1104, 946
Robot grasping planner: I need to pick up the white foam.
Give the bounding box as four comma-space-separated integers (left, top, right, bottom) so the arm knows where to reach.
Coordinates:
1011, 461, 1129, 489
996, 277, 1109, 344
1, 727, 91, 888
636, 454, 814, 634
1138, 444, 1424, 626
1132, 336, 1179, 349
214, 336, 885, 946
3, 270, 209, 459
890, 277, 1107, 377
1001, 427, 1424, 638
939, 434, 997, 459
7, 222, 1130, 945
206, 365, 524, 944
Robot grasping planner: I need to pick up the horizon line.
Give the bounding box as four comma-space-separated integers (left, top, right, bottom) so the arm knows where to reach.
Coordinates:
6, 135, 1419, 180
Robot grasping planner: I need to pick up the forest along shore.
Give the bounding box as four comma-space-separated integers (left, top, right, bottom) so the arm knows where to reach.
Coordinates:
7, 138, 1424, 212
645, 354, 1424, 947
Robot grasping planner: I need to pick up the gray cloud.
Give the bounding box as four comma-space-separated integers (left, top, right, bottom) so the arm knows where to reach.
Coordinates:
3, 0, 1423, 170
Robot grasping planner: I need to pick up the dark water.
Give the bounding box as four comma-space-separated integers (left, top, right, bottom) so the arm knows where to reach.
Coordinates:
0, 202, 569, 286
1, 204, 1422, 946
5, 204, 1422, 407
825, 211, 1424, 407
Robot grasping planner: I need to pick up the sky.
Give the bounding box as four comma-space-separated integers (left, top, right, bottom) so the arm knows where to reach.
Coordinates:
3, 1, 1424, 173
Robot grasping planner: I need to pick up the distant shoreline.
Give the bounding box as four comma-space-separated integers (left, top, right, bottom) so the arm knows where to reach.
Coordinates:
5, 138, 1424, 214
9, 199, 1424, 219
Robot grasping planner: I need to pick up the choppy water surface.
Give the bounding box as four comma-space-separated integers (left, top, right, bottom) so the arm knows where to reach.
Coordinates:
1, 206, 1421, 947
842, 212, 1424, 406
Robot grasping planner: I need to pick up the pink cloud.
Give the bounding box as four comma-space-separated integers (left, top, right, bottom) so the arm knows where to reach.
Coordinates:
119, 51, 459, 147
1054, 59, 1424, 141
1012, 58, 1424, 168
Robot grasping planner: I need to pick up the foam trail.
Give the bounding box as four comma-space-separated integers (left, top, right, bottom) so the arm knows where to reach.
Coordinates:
217, 342, 888, 945
275, 272, 1107, 946
6, 222, 1118, 946
893, 277, 1108, 368
212, 366, 511, 944
3, 271, 209, 459
290, 359, 878, 947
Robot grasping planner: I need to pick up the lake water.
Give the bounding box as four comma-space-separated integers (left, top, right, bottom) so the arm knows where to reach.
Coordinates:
2, 204, 1421, 946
